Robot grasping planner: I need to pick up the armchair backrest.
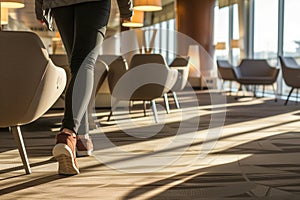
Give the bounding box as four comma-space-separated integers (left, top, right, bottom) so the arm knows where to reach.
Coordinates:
217, 60, 233, 68
0, 31, 66, 127
217, 60, 236, 80
107, 56, 128, 94
238, 59, 278, 77
129, 53, 169, 69
109, 54, 177, 101
279, 56, 300, 87
279, 56, 300, 69
169, 56, 190, 67
130, 54, 176, 100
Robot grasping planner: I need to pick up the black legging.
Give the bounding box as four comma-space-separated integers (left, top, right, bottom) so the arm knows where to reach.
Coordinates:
52, 0, 110, 135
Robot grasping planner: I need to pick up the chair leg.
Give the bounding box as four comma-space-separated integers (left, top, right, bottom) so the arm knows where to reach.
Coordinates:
285, 88, 294, 106
163, 93, 170, 114
221, 80, 225, 94
10, 126, 31, 174
229, 81, 232, 96
107, 110, 113, 121
272, 84, 277, 102
235, 84, 242, 100
143, 101, 147, 116
151, 100, 159, 123
173, 91, 180, 109
296, 89, 299, 104
129, 101, 133, 114
107, 100, 121, 121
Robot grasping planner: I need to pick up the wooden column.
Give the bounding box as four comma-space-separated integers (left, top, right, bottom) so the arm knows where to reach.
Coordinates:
176, 0, 216, 88
176, 0, 216, 56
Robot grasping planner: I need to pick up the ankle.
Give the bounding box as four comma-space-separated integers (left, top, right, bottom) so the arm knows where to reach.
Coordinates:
62, 128, 75, 134
77, 133, 90, 139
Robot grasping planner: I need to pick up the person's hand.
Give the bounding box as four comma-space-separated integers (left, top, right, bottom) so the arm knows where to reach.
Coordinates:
38, 19, 45, 25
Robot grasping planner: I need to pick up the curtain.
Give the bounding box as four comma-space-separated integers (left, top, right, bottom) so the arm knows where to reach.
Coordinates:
144, 2, 175, 26
218, 0, 240, 8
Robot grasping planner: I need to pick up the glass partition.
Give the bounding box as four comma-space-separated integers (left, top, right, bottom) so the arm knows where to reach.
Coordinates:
283, 0, 300, 57
215, 6, 230, 60
253, 0, 279, 65
282, 0, 300, 98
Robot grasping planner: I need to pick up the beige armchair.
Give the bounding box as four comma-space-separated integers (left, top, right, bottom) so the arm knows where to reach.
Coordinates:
233, 59, 279, 101
107, 54, 178, 123
0, 31, 67, 174
279, 56, 300, 105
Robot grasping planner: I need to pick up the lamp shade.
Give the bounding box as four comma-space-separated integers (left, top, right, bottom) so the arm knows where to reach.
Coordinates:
187, 45, 201, 78
218, 0, 239, 8
231, 39, 240, 48
133, 0, 162, 11
1, 7, 8, 24
122, 10, 144, 28
0, 0, 24, 8
215, 42, 226, 50
231, 39, 244, 49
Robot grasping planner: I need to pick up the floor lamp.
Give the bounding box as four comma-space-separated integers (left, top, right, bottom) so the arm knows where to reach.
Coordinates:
215, 42, 227, 60
0, 0, 24, 30
0, 7, 8, 26
187, 45, 201, 88
231, 39, 241, 66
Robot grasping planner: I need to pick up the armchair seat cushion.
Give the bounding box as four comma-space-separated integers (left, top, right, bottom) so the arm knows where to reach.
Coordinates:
238, 76, 275, 85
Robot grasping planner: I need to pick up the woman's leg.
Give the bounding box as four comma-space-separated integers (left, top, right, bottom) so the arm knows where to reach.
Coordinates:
52, 6, 74, 64
51, 1, 110, 174
54, 1, 110, 135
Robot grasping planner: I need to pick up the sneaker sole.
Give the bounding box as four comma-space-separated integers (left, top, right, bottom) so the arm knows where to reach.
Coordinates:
52, 143, 80, 175
76, 149, 93, 157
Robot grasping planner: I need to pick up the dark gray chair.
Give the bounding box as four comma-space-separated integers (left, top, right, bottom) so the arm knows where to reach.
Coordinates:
279, 56, 300, 105
233, 59, 279, 101
217, 60, 237, 95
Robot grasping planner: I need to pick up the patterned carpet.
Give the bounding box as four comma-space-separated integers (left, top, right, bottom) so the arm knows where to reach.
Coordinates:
0, 90, 300, 199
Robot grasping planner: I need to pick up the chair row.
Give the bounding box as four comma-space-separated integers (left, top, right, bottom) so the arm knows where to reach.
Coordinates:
51, 54, 190, 123
217, 59, 279, 100
217, 57, 300, 104
0, 31, 190, 174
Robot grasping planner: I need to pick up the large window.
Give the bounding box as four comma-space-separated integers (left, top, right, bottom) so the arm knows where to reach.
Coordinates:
214, 0, 300, 98
281, 0, 300, 97
143, 19, 176, 64
215, 6, 230, 60
231, 4, 240, 66
253, 0, 279, 63
232, 4, 240, 40
283, 0, 300, 57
